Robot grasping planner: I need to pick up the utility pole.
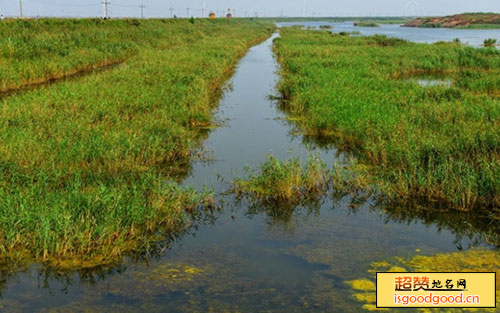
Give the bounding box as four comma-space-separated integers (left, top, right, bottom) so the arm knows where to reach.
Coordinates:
169, 7, 174, 18
102, 0, 110, 19
19, 0, 23, 18
202, 1, 205, 18
186, 7, 190, 17
139, 3, 145, 18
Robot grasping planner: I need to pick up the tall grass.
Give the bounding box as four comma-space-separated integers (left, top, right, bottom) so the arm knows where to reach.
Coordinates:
275, 28, 500, 213
232, 154, 330, 204
0, 18, 274, 268
0, 19, 145, 92
231, 154, 331, 228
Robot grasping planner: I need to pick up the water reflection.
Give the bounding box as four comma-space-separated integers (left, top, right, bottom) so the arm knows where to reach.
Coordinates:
414, 78, 454, 87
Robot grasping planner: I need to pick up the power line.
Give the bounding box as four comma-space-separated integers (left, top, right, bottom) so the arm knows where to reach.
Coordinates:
102, 0, 110, 19
139, 3, 145, 18
19, 0, 23, 18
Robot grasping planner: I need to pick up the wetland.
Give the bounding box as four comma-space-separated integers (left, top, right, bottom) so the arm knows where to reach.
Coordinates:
0, 18, 498, 312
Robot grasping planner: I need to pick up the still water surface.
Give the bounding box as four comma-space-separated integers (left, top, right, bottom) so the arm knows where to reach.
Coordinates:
277, 21, 500, 47
0, 28, 497, 312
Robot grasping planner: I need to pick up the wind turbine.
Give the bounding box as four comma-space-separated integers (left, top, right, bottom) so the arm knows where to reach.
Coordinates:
406, 0, 419, 17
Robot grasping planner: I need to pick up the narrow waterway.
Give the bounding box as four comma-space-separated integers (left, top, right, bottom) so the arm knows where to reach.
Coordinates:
0, 33, 496, 312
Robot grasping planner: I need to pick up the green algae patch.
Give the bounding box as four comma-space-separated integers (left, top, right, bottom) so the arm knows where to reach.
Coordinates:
347, 279, 376, 291
134, 263, 206, 284
347, 249, 500, 312
354, 292, 377, 303
31, 247, 344, 312
406, 250, 500, 273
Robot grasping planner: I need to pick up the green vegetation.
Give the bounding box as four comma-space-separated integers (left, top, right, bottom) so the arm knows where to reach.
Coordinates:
275, 28, 500, 212
319, 24, 332, 29
232, 154, 330, 206
0, 18, 144, 93
348, 249, 500, 312
484, 38, 497, 47
456, 23, 500, 29
354, 21, 380, 27
0, 18, 274, 268
338, 31, 361, 36
404, 13, 500, 29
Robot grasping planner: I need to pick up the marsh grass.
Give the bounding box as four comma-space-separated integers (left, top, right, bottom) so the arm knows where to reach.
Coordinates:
0, 19, 147, 93
275, 28, 500, 212
0, 18, 274, 269
232, 154, 331, 206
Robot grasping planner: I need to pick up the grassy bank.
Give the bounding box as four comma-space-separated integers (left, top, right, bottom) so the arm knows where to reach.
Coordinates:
275, 28, 500, 212
0, 18, 149, 93
404, 12, 500, 29
0, 18, 274, 268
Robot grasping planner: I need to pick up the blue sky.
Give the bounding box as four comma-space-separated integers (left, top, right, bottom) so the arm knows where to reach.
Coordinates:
0, 0, 499, 18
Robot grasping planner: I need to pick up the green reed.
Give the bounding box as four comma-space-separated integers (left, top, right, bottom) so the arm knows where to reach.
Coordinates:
232, 154, 331, 205
274, 28, 500, 212
0, 18, 274, 268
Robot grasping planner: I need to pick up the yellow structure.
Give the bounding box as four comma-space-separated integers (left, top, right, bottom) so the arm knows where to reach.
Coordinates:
209, 12, 216, 19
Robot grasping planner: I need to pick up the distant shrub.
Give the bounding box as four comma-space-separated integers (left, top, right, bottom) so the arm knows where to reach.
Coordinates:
128, 19, 141, 27
484, 38, 497, 47
371, 35, 407, 47
354, 22, 379, 27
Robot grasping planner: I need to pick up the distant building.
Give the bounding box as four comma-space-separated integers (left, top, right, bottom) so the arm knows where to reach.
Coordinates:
209, 12, 216, 19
